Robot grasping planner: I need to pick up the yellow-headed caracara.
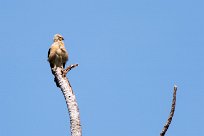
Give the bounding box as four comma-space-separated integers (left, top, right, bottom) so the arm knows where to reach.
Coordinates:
48, 34, 68, 73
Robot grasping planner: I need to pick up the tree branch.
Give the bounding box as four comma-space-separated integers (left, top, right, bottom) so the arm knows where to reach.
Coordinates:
160, 85, 178, 136
62, 64, 79, 77
54, 65, 82, 136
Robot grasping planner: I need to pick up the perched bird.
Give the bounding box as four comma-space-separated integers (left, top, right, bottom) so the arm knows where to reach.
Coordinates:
48, 34, 68, 87
48, 34, 68, 73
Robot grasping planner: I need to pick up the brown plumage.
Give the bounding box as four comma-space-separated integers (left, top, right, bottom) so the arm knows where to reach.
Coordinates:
48, 34, 68, 72
48, 34, 68, 87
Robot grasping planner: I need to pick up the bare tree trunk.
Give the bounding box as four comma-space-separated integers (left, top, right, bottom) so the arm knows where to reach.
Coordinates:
160, 85, 178, 136
54, 65, 82, 136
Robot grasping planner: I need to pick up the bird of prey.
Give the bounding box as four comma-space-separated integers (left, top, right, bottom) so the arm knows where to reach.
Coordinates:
48, 34, 68, 73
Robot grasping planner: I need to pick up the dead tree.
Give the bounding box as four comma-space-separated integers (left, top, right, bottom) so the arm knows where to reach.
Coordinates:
53, 64, 82, 136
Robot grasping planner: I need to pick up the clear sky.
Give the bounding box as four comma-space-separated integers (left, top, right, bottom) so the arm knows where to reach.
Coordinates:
0, 0, 203, 136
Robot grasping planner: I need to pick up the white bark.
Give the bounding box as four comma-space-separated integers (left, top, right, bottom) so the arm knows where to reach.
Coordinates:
55, 67, 82, 136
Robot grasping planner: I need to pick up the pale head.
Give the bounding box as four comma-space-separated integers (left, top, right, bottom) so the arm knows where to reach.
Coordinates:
53, 34, 64, 42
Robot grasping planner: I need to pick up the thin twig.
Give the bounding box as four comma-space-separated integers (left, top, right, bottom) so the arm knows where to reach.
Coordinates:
63, 64, 79, 76
160, 85, 178, 136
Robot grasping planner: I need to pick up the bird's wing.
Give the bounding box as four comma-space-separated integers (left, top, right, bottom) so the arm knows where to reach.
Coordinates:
48, 43, 59, 60
48, 43, 60, 69
48, 48, 51, 59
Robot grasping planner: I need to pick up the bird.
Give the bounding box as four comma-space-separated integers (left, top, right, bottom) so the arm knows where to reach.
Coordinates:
48, 34, 68, 87
48, 34, 68, 73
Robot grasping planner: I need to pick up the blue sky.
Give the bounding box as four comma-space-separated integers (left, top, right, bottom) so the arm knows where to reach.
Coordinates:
0, 0, 203, 136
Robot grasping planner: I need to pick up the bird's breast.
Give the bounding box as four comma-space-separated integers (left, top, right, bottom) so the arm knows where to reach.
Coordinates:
56, 48, 62, 55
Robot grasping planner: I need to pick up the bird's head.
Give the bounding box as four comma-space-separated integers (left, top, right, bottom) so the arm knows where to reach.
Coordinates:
53, 34, 64, 42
